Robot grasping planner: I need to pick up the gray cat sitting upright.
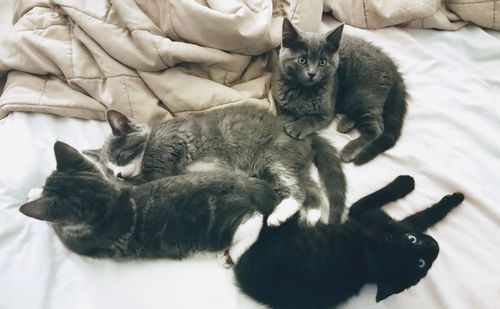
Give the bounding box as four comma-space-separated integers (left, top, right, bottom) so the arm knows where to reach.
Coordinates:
273, 18, 408, 165
85, 106, 346, 226
20, 141, 279, 265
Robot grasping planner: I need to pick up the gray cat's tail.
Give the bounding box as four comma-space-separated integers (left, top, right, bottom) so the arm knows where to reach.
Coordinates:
354, 76, 408, 165
310, 135, 346, 224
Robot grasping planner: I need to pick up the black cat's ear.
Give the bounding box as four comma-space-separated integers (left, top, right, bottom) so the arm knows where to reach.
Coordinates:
20, 197, 57, 221
282, 18, 300, 48
325, 24, 344, 52
54, 141, 94, 172
82, 149, 101, 162
376, 282, 397, 302
106, 110, 135, 136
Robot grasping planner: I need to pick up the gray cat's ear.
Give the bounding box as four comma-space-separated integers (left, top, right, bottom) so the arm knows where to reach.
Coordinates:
82, 149, 101, 162
20, 197, 57, 221
106, 110, 135, 136
325, 24, 344, 51
54, 141, 94, 172
282, 18, 300, 48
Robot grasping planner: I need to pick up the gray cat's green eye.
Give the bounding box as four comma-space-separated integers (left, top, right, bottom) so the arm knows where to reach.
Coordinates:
417, 258, 426, 268
298, 57, 307, 65
319, 59, 327, 66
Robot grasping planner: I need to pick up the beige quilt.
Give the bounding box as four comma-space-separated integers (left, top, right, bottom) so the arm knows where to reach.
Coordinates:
0, 0, 498, 122
0, 0, 323, 122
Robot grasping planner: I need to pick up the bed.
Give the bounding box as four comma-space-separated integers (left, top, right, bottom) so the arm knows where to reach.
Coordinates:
1, 1, 500, 309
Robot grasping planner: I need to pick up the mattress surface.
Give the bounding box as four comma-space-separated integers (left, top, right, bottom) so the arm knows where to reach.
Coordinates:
1, 23, 499, 308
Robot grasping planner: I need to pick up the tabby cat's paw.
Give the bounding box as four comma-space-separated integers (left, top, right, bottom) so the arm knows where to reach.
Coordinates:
267, 198, 301, 227
337, 117, 355, 133
267, 213, 286, 227
299, 208, 322, 226
284, 122, 308, 140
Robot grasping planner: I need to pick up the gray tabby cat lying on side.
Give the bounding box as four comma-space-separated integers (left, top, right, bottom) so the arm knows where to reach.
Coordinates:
273, 18, 408, 165
85, 106, 346, 226
20, 141, 279, 265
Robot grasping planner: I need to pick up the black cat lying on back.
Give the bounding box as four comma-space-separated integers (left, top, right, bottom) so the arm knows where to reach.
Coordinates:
273, 18, 408, 165
235, 176, 464, 308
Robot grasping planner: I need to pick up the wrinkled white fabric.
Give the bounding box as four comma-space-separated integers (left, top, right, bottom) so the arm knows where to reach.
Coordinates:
1, 19, 500, 308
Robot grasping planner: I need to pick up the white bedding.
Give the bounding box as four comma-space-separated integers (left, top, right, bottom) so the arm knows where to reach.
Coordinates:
1, 21, 500, 309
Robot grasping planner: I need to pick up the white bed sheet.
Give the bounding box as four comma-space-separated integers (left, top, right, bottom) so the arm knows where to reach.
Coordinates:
1, 23, 500, 309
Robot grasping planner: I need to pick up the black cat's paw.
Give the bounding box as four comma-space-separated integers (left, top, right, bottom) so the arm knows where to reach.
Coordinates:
393, 175, 415, 194
441, 192, 465, 208
337, 116, 355, 133
392, 175, 415, 199
284, 122, 308, 140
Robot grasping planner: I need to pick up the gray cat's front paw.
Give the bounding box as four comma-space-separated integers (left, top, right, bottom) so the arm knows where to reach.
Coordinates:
284, 122, 309, 140
299, 208, 322, 226
267, 198, 301, 227
337, 116, 355, 133
339, 143, 363, 163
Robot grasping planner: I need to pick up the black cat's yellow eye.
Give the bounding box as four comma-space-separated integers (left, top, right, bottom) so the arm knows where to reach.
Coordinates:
417, 258, 426, 268
319, 59, 327, 66
406, 234, 417, 244
298, 56, 307, 65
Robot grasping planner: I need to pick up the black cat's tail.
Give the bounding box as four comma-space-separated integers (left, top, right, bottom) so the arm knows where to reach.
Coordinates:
354, 76, 408, 165
310, 135, 346, 224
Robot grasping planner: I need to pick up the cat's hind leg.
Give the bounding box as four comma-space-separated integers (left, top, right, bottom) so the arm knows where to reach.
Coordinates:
224, 213, 264, 267
349, 175, 415, 218
401, 192, 464, 231
299, 177, 328, 226
339, 89, 388, 163
265, 163, 305, 227
336, 114, 356, 133
340, 111, 384, 163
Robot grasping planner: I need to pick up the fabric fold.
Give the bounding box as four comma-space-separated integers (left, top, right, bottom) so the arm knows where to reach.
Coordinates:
1, 0, 311, 122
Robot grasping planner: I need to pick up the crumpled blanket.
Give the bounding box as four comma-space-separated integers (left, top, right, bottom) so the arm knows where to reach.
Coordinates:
324, 0, 500, 31
0, 0, 498, 122
0, 0, 322, 122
